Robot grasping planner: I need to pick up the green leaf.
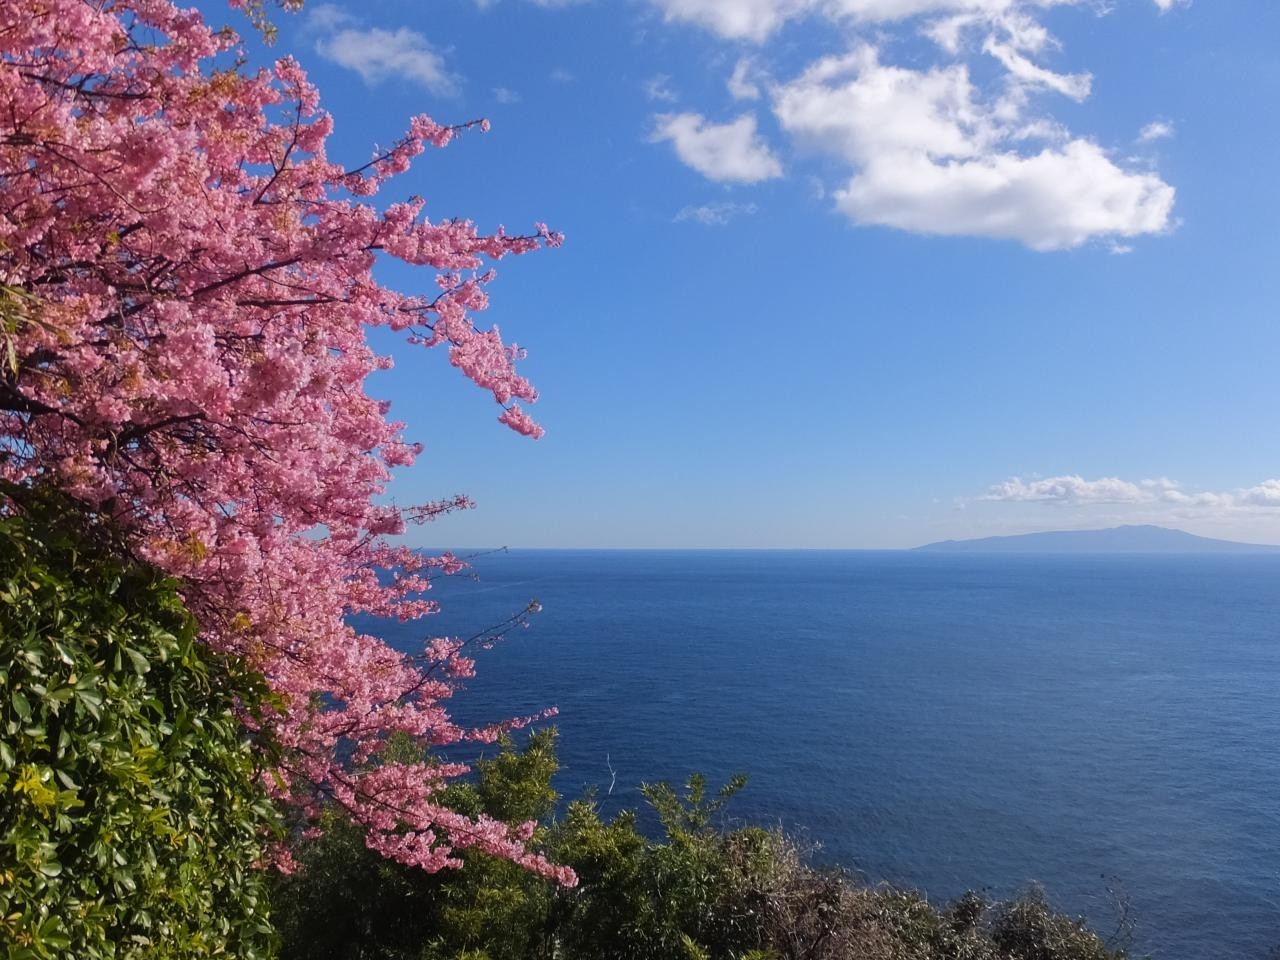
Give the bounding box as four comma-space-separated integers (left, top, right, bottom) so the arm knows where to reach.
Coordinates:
0, 497, 279, 959
76, 688, 103, 720
124, 647, 149, 675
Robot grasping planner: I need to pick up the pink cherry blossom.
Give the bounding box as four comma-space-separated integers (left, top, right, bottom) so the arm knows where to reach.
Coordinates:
0, 0, 572, 885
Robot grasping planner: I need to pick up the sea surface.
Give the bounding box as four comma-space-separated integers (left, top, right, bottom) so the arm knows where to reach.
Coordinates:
356, 550, 1280, 960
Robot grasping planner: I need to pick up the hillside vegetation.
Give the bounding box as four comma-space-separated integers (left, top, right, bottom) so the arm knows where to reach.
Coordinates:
273, 732, 1130, 960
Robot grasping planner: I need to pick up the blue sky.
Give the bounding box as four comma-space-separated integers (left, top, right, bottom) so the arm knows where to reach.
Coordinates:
230, 0, 1277, 547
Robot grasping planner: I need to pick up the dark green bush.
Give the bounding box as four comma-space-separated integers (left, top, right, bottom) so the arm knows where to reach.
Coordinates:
271, 729, 561, 960
0, 492, 278, 960
272, 733, 1129, 960
550, 775, 767, 960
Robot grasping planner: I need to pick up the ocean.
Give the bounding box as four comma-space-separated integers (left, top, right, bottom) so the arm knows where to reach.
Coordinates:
356, 550, 1280, 959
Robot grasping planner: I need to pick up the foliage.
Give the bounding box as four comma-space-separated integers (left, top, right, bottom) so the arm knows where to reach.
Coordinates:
271, 730, 562, 960
272, 734, 1130, 960
0, 0, 568, 880
988, 888, 1125, 960
0, 491, 277, 960
550, 775, 767, 960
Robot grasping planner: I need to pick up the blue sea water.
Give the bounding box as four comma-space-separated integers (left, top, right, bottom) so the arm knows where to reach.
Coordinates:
359, 550, 1280, 960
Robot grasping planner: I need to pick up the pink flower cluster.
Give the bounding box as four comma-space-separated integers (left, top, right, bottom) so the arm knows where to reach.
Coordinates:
0, 0, 572, 885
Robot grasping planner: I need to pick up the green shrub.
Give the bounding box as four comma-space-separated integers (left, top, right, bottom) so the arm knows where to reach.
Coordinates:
989, 887, 1122, 960
549, 775, 766, 960
271, 729, 561, 960
272, 732, 1129, 960
0, 492, 278, 960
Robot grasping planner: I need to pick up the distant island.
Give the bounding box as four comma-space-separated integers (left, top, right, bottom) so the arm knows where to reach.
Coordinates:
915, 524, 1280, 554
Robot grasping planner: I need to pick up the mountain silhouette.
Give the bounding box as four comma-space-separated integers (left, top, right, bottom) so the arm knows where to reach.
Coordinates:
915, 525, 1280, 553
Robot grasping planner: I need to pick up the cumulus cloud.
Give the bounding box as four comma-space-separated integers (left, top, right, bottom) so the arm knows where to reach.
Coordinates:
832, 143, 1173, 250
675, 201, 760, 224
773, 46, 1174, 249
646, 74, 679, 103
311, 7, 458, 95
648, 0, 1076, 43
1239, 480, 1280, 508
1139, 119, 1175, 142
650, 0, 807, 42
982, 475, 1280, 511
728, 58, 762, 101
476, 0, 588, 7
639, 0, 1179, 251
984, 475, 1152, 504
652, 113, 783, 183
1160, 488, 1233, 508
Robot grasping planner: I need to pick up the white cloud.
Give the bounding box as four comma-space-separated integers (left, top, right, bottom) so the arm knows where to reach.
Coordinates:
476, 0, 589, 7
306, 3, 354, 31
652, 112, 783, 183
646, 74, 679, 103
982, 475, 1280, 511
728, 58, 762, 101
650, 0, 808, 42
776, 50, 993, 161
1160, 488, 1233, 508
647, 0, 1078, 43
493, 86, 521, 104
675, 201, 760, 224
773, 46, 1174, 249
833, 143, 1173, 250
1153, 0, 1189, 12
983, 475, 1152, 504
312, 11, 458, 95
638, 0, 1180, 251
1239, 480, 1280, 508
1139, 119, 1175, 142
983, 37, 1091, 101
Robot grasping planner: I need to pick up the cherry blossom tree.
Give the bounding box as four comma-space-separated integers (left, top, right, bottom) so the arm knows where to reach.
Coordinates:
0, 0, 574, 884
